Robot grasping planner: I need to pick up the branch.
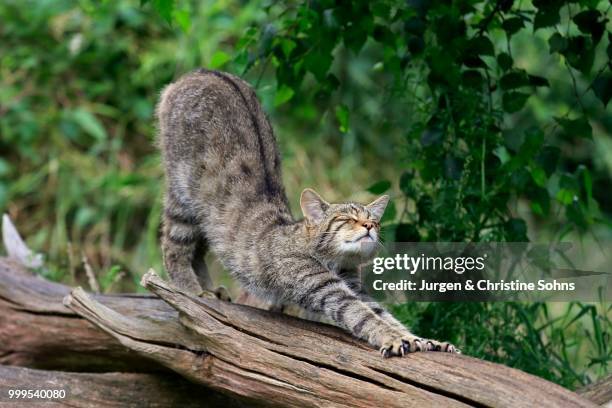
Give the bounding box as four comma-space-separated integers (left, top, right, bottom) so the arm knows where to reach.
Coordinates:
71, 267, 594, 408
576, 375, 612, 406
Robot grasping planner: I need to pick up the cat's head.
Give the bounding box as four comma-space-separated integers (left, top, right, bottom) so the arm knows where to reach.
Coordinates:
300, 188, 389, 267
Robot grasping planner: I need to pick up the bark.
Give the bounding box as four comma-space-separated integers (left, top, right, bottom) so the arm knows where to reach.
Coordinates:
0, 257, 597, 407
0, 365, 244, 407
577, 375, 612, 406
0, 258, 166, 372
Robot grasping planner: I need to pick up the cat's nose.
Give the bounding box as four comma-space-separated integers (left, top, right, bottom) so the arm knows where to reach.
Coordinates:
363, 221, 374, 230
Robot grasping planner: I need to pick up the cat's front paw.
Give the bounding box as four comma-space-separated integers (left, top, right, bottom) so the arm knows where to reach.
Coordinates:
380, 334, 460, 357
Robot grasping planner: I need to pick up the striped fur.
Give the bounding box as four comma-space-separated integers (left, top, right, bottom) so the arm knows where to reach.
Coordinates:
156, 69, 458, 357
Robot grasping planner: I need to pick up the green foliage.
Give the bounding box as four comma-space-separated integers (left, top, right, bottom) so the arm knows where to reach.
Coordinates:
392, 300, 611, 389
233, 0, 610, 242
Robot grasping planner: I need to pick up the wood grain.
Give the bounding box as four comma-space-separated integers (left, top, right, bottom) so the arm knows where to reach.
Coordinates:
0, 365, 245, 407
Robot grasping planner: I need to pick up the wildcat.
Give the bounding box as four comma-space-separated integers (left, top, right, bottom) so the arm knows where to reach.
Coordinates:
156, 69, 458, 357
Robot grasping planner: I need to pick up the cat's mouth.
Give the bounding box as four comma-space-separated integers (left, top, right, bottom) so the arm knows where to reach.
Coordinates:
346, 233, 373, 243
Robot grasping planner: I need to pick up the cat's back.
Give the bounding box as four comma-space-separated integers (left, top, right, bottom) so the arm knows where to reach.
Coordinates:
156, 69, 288, 213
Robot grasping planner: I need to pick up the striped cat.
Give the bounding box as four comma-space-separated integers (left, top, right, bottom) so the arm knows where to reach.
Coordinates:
156, 69, 458, 357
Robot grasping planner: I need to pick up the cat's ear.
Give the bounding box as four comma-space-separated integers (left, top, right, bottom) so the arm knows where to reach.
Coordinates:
300, 188, 329, 224
366, 195, 390, 220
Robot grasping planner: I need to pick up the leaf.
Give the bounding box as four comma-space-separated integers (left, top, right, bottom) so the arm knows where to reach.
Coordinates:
420, 127, 443, 146
564, 36, 594, 75
367, 180, 392, 194
210, 51, 231, 69
335, 104, 349, 133
555, 116, 592, 139
559, 173, 580, 193
399, 172, 414, 196
152, 0, 174, 24
548, 33, 567, 53
497, 52, 513, 71
259, 24, 276, 53
530, 166, 547, 187
556, 189, 574, 205
280, 39, 296, 58
444, 155, 462, 180
274, 84, 294, 107
404, 17, 426, 35
408, 36, 425, 55
371, 3, 390, 18
506, 218, 528, 241
502, 92, 530, 113
461, 70, 483, 88
467, 36, 494, 56
462, 56, 486, 68
343, 14, 372, 53
573, 10, 604, 44
304, 50, 332, 82
502, 17, 524, 37
592, 72, 612, 107
500, 71, 529, 90
529, 187, 550, 216
528, 75, 549, 87
380, 200, 397, 224
71, 109, 107, 141
0, 159, 11, 177
578, 165, 593, 206
395, 223, 420, 241
533, 7, 560, 31
173, 9, 190, 32
535, 146, 560, 176
493, 145, 510, 164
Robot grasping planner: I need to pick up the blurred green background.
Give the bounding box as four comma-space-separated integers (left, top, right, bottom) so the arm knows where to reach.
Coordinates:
0, 0, 610, 390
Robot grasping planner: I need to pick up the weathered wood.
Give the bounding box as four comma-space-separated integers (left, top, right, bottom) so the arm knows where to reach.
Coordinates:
65, 267, 593, 408
0, 365, 245, 407
0, 257, 597, 407
577, 375, 612, 406
0, 258, 168, 372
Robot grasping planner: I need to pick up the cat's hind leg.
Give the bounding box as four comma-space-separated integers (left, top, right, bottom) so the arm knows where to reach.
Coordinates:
192, 238, 231, 301
162, 195, 204, 294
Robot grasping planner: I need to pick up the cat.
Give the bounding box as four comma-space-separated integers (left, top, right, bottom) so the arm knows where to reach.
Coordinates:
156, 69, 458, 357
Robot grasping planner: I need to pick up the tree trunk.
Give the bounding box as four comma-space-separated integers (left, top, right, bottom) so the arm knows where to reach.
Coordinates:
0, 257, 597, 407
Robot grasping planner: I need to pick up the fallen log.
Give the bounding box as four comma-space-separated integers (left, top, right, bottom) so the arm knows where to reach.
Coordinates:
0, 257, 597, 407
71, 268, 596, 407
0, 258, 166, 372
0, 365, 244, 407
577, 375, 612, 406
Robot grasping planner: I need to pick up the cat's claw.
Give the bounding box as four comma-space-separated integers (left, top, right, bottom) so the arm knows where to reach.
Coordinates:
428, 340, 460, 353
198, 286, 232, 302
380, 335, 460, 357
214, 286, 232, 302
380, 336, 426, 357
